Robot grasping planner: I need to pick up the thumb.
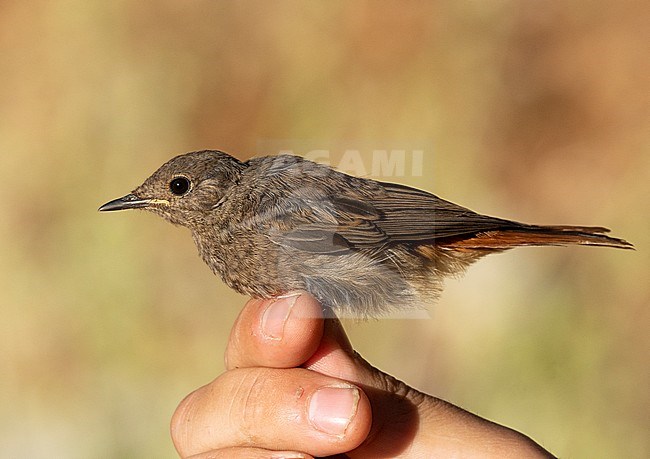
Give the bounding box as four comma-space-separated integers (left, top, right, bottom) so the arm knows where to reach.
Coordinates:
302, 316, 555, 458
303, 318, 402, 391
303, 318, 424, 457
302, 318, 359, 380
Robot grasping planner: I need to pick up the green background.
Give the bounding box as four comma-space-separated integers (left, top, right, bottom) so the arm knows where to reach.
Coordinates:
1, 1, 648, 457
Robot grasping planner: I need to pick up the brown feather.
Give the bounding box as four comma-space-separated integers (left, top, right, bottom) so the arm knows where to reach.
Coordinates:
439, 226, 634, 250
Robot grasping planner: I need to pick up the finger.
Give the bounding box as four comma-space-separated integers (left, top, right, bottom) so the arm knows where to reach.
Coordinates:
303, 317, 372, 385
302, 318, 479, 456
303, 317, 554, 457
225, 292, 324, 370
171, 367, 371, 458
187, 447, 312, 459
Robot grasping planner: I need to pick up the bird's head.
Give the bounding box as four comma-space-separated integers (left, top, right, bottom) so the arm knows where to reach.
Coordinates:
99, 150, 246, 227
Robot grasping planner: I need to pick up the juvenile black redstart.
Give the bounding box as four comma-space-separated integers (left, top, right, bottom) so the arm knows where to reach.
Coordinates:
99, 150, 632, 317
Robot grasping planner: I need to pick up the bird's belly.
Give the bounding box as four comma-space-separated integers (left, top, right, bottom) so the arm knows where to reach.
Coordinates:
275, 247, 437, 316
195, 228, 441, 316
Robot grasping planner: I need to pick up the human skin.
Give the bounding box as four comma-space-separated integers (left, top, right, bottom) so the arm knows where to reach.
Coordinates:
170, 293, 555, 458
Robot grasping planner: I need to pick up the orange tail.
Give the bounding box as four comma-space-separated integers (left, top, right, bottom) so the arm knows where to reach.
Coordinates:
442, 225, 634, 250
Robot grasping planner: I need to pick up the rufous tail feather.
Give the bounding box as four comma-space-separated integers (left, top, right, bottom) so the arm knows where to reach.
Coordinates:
441, 225, 634, 250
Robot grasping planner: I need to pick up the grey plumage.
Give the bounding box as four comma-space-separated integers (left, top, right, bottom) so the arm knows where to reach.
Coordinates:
99, 150, 633, 317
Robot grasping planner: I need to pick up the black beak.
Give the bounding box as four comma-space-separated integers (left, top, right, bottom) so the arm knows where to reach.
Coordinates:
98, 193, 151, 212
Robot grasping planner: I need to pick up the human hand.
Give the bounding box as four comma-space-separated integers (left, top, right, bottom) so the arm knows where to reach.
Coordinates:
171, 293, 554, 458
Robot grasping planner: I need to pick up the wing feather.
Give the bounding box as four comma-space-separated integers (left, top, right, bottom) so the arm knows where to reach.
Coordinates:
336, 182, 519, 245
265, 180, 520, 253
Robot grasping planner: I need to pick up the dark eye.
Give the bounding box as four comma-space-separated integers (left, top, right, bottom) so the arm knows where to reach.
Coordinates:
169, 177, 190, 195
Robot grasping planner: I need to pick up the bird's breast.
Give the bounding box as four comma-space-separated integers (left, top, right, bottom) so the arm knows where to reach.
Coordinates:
191, 223, 287, 298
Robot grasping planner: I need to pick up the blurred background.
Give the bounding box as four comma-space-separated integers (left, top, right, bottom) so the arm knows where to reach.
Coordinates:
1, 1, 648, 457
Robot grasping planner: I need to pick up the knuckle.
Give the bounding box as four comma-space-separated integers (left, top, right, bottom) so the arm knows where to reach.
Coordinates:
169, 368, 282, 456
229, 368, 276, 443
170, 388, 203, 456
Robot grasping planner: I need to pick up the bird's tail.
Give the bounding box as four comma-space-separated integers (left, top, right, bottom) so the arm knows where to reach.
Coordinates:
442, 225, 634, 250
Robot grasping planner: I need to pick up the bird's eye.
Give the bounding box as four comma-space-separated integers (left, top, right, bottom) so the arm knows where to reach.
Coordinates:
169, 177, 191, 195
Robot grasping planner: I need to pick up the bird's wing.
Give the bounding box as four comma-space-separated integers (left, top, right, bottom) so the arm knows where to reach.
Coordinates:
364, 182, 519, 243
263, 191, 387, 254
264, 180, 518, 254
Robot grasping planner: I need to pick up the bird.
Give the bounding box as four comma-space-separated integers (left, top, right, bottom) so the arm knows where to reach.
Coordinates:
99, 150, 633, 317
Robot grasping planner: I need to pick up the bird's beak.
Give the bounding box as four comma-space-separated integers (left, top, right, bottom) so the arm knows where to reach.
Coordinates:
98, 193, 152, 212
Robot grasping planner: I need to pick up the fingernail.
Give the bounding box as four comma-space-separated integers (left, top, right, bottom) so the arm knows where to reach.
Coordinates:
308, 385, 360, 436
261, 295, 299, 340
